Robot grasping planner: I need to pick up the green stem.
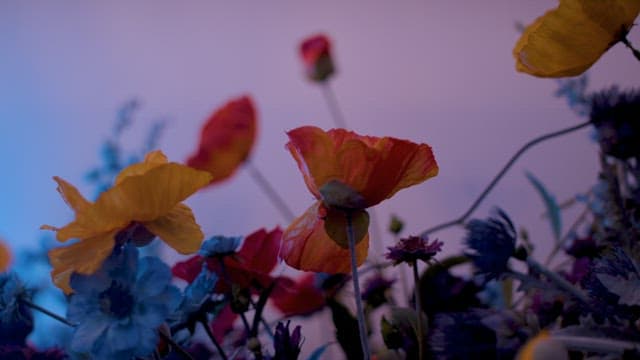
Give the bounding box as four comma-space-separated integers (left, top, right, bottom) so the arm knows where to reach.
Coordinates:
347, 212, 371, 360
321, 83, 347, 129
411, 262, 425, 360
526, 257, 591, 305
246, 160, 295, 222
159, 331, 195, 360
421, 120, 591, 237
200, 319, 229, 360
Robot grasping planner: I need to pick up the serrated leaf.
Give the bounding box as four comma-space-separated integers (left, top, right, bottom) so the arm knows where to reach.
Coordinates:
306, 342, 332, 360
596, 273, 640, 306
526, 172, 562, 243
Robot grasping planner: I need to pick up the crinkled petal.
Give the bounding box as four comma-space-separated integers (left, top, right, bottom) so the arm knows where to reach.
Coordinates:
48, 231, 117, 294
236, 227, 282, 274
286, 126, 337, 198
114, 150, 168, 185
187, 96, 257, 184
514, 0, 640, 78
143, 203, 204, 254
56, 163, 211, 241
280, 201, 368, 273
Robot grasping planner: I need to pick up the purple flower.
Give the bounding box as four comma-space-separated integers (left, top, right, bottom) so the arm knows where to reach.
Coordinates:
385, 236, 443, 265
273, 321, 302, 360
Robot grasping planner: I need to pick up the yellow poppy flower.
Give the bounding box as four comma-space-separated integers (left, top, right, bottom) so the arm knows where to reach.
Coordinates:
43, 150, 212, 293
514, 0, 640, 77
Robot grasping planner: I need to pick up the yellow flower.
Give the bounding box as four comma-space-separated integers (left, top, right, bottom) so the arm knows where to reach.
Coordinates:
43, 150, 212, 293
514, 0, 640, 78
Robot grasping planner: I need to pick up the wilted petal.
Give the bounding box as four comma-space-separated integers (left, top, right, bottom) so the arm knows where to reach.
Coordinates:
143, 203, 204, 254
280, 202, 368, 273
514, 0, 640, 78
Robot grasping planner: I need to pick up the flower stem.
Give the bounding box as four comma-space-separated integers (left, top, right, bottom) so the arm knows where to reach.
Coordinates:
411, 261, 425, 360
526, 257, 591, 305
346, 211, 371, 360
621, 36, 640, 62
421, 120, 591, 237
246, 160, 295, 222
200, 319, 229, 360
159, 331, 195, 360
321, 82, 347, 129
20, 298, 76, 327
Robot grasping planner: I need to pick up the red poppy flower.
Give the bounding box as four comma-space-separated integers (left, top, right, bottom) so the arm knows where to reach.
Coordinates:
187, 96, 257, 185
280, 126, 438, 273
299, 34, 335, 82
271, 274, 326, 317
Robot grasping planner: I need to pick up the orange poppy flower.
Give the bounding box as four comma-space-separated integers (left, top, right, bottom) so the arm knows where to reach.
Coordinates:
43, 150, 212, 293
187, 96, 257, 184
280, 126, 438, 273
0, 239, 11, 272
300, 34, 335, 82
514, 0, 640, 78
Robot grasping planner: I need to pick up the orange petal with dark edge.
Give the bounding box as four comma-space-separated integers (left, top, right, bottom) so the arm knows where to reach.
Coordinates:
280, 201, 368, 273
48, 230, 117, 294
56, 163, 212, 242
187, 96, 257, 184
0, 240, 11, 272
114, 150, 168, 185
143, 203, 204, 254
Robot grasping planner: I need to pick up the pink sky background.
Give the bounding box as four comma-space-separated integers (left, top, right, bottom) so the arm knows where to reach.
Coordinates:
1, 1, 640, 354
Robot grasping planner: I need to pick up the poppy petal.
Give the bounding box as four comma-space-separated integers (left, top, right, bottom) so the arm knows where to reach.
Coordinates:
286, 126, 338, 198
56, 163, 212, 241
53, 176, 91, 212
187, 96, 257, 184
0, 240, 11, 272
48, 230, 117, 293
280, 201, 368, 273
143, 203, 204, 254
235, 227, 283, 274
514, 0, 640, 78
114, 150, 168, 185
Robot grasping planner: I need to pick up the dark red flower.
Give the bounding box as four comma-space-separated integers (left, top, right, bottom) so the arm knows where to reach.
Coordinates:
299, 34, 335, 82
386, 235, 443, 265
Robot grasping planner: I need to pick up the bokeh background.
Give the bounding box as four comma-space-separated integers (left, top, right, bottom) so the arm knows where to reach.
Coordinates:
1, 0, 640, 356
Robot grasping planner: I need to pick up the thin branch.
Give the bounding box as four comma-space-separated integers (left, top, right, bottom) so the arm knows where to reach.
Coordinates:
421, 120, 591, 237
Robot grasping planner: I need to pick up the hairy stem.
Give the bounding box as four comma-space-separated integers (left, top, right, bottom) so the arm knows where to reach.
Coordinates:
20, 298, 76, 327
200, 319, 229, 360
246, 160, 295, 222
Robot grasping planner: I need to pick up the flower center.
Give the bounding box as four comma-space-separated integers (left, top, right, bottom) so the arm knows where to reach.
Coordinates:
99, 280, 135, 318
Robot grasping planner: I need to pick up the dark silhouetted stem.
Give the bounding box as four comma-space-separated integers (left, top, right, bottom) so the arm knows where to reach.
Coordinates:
246, 160, 295, 222
421, 120, 591, 237
20, 298, 76, 327
411, 262, 425, 360
200, 319, 229, 360
347, 212, 371, 360
622, 36, 640, 62
159, 331, 194, 360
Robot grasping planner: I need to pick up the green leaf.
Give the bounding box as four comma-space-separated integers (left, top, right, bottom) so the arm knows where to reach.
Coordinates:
525, 172, 562, 242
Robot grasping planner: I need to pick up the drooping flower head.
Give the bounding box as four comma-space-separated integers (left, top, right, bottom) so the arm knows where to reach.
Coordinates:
187, 96, 257, 184
513, 0, 640, 78
385, 235, 443, 266
43, 150, 212, 293
464, 209, 517, 281
281, 126, 438, 273
0, 273, 33, 346
590, 86, 640, 160
0, 239, 10, 272
67, 244, 180, 360
299, 34, 335, 82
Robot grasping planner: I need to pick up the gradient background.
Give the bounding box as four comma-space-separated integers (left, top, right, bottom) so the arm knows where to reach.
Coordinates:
1, 0, 640, 356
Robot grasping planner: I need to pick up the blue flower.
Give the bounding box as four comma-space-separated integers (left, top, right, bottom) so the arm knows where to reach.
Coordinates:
199, 235, 242, 258
67, 244, 180, 359
464, 209, 516, 281
170, 266, 219, 333
0, 273, 33, 345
